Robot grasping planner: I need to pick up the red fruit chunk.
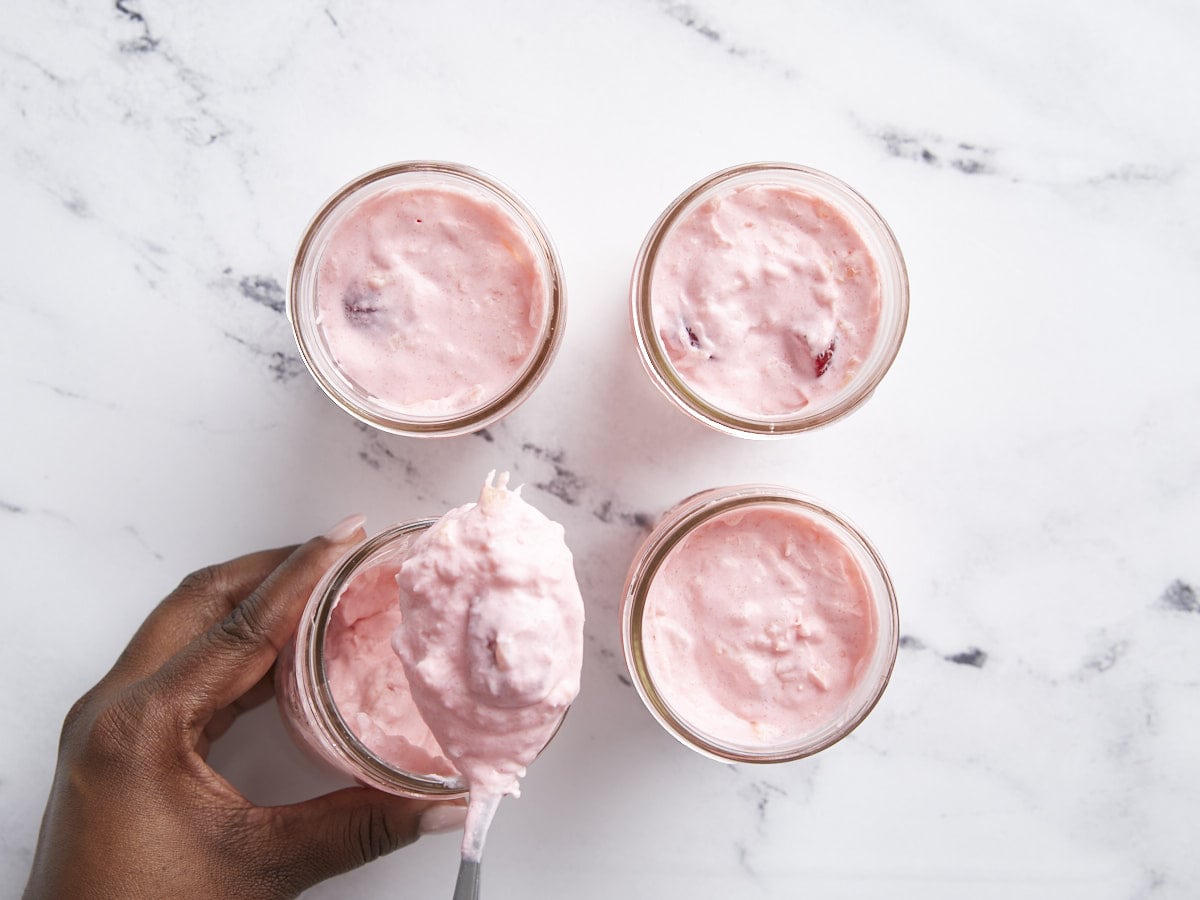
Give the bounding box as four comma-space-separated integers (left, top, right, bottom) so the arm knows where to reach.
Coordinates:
813, 338, 835, 378
343, 288, 382, 325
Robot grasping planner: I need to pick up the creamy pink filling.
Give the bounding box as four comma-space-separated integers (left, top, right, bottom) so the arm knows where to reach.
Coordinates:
323, 563, 457, 778
651, 183, 882, 418
316, 183, 547, 416
642, 504, 877, 748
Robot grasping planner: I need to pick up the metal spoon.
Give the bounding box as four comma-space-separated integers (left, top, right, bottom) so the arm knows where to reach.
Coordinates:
452, 857, 481, 900
451, 794, 500, 900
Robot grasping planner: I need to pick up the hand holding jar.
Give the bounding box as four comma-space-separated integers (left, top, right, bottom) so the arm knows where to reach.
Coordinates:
23, 517, 466, 900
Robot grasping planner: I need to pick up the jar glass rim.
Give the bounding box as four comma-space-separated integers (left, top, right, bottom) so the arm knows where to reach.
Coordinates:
630, 162, 910, 438
288, 160, 567, 438
621, 485, 899, 763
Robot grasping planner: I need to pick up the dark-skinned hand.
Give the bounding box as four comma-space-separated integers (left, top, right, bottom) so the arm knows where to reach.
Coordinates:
25, 516, 466, 899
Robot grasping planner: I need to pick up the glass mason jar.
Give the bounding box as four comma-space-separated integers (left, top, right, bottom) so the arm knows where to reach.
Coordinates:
288, 161, 566, 438
630, 163, 909, 438
620, 485, 899, 763
275, 520, 466, 798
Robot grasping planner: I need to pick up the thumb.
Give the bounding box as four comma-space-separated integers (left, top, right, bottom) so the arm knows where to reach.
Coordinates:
256, 787, 466, 891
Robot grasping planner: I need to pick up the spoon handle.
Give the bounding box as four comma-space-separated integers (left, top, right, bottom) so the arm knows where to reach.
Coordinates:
453, 857, 481, 900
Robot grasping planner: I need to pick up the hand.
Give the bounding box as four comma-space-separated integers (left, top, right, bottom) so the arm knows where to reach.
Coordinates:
25, 516, 466, 900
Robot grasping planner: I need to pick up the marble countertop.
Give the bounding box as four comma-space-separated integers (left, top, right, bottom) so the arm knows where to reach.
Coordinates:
3, 2, 1198, 897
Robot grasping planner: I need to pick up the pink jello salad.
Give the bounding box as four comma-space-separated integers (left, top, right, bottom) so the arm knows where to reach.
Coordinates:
642, 502, 878, 748
316, 184, 549, 416
651, 182, 883, 418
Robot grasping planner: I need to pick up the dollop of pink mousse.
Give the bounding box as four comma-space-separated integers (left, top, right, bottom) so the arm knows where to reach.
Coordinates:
393, 472, 583, 861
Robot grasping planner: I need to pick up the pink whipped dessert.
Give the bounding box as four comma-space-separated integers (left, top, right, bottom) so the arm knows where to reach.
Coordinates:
394, 472, 584, 861
323, 563, 457, 778
651, 182, 882, 418
316, 183, 548, 416
642, 503, 878, 748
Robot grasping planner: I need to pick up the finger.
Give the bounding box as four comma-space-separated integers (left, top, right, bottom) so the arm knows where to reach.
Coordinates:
250, 789, 467, 892
155, 515, 366, 724
106, 546, 296, 688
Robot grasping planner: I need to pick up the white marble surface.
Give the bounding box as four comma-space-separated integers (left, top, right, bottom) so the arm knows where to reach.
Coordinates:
3, 1, 1199, 897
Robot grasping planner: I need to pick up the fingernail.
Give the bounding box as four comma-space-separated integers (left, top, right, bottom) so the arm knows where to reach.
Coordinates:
323, 514, 367, 543
418, 804, 468, 836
